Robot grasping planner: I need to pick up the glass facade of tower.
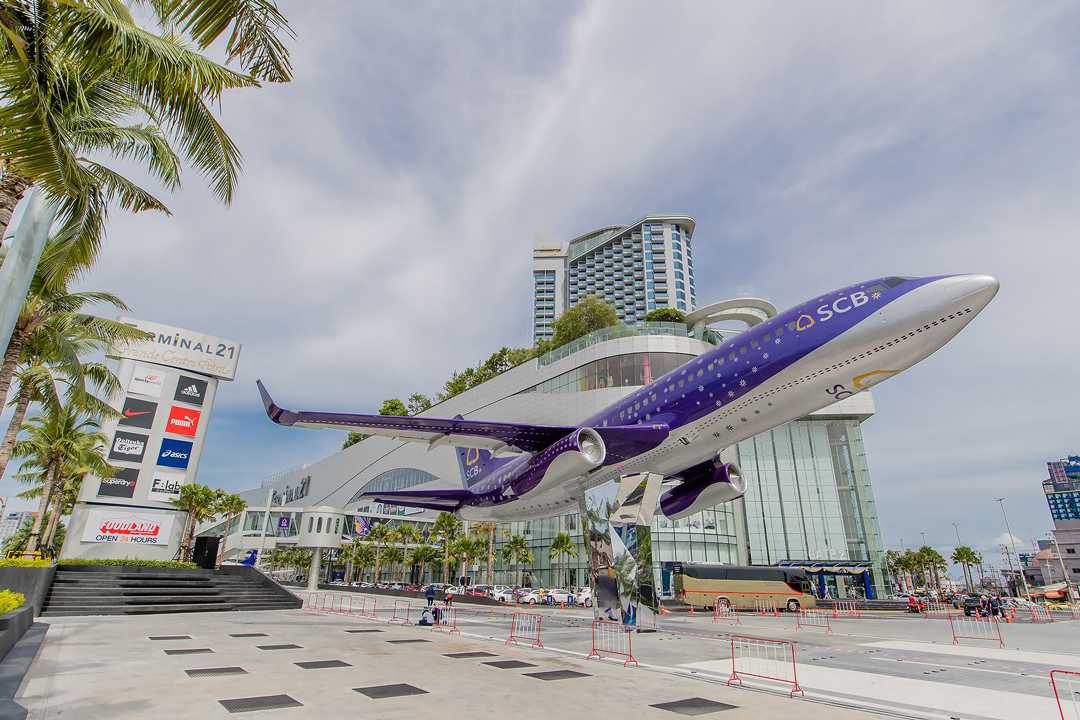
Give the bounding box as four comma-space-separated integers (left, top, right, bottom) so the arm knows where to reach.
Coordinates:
532, 217, 697, 343
533, 269, 557, 340
735, 418, 887, 597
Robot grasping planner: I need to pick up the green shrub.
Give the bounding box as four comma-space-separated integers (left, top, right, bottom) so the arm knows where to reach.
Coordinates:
0, 558, 52, 568
58, 559, 197, 569
0, 590, 26, 615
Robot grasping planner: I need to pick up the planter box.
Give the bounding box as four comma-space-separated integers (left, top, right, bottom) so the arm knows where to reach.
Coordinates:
0, 566, 55, 617
0, 606, 33, 663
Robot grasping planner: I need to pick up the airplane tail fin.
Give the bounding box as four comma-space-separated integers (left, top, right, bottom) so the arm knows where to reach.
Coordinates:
452, 415, 514, 488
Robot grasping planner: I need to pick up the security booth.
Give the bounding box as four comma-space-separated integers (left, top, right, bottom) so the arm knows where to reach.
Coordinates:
775, 560, 876, 600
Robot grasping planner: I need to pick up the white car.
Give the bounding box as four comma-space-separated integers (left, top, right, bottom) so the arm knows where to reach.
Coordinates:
574, 587, 592, 608
494, 587, 518, 603
488, 585, 509, 599
521, 588, 574, 606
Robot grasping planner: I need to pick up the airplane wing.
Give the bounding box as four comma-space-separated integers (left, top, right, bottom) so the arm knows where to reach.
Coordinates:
258, 380, 575, 453
362, 487, 474, 512
258, 380, 670, 457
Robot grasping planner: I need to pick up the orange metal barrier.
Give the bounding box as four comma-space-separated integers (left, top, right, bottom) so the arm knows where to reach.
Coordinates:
586, 620, 638, 667
949, 614, 1004, 648
434, 606, 460, 635
1050, 669, 1080, 719
755, 598, 778, 617
507, 611, 544, 648
388, 599, 411, 625
832, 600, 861, 618
795, 609, 831, 634
727, 634, 804, 697
713, 599, 740, 625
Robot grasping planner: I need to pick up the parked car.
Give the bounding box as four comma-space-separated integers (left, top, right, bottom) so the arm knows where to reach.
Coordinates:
488, 585, 509, 599
493, 587, 518, 603
575, 587, 593, 608
466, 585, 491, 597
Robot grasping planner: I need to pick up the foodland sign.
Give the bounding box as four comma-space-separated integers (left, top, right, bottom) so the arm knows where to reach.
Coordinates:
81, 509, 174, 545
108, 318, 241, 381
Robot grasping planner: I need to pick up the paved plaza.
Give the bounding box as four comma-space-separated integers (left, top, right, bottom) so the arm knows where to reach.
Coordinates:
12, 592, 1080, 719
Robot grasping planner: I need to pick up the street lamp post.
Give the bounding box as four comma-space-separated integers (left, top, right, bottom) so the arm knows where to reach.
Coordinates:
995, 497, 1031, 600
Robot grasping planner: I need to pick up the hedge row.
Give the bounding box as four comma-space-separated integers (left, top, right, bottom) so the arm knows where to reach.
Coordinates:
0, 590, 25, 614
57, 559, 197, 569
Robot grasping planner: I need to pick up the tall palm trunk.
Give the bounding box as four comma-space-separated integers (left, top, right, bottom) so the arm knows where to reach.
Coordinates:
0, 330, 27, 409
41, 498, 62, 552
487, 526, 495, 585
25, 459, 57, 556
0, 385, 32, 479
216, 512, 234, 566
373, 551, 382, 585
442, 544, 450, 583
0, 172, 31, 255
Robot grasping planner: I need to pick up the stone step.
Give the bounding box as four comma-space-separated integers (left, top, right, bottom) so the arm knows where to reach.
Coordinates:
44, 595, 232, 607
41, 603, 236, 617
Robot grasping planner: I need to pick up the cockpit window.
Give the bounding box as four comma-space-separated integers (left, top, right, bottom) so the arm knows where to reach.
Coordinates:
883, 276, 908, 288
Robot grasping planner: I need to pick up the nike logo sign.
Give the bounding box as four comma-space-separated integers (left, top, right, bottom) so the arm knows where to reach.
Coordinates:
124, 410, 151, 417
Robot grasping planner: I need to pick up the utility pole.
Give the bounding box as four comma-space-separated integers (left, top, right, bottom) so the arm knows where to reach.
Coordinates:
953, 522, 962, 546
995, 497, 1031, 599
920, 531, 927, 547
1048, 533, 1075, 602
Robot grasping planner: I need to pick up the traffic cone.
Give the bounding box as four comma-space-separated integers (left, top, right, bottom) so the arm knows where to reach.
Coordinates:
688, 605, 696, 615
660, 606, 669, 616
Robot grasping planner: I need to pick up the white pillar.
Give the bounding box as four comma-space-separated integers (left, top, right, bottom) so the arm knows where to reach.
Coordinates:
307, 549, 321, 592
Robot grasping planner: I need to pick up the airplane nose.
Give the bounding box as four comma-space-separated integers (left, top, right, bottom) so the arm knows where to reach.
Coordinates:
952, 274, 999, 311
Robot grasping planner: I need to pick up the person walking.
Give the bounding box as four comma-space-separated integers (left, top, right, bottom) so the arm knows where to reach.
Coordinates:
445, 588, 455, 607
425, 584, 436, 607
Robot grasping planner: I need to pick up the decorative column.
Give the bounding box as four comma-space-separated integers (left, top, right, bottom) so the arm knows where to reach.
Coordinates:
580, 472, 664, 631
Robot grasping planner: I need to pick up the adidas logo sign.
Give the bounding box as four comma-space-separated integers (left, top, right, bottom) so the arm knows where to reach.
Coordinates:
180, 384, 201, 398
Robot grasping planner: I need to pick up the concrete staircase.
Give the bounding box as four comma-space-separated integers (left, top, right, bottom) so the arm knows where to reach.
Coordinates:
41, 566, 301, 617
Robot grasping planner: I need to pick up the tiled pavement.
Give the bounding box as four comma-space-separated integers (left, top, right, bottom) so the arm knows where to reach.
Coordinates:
15, 609, 878, 719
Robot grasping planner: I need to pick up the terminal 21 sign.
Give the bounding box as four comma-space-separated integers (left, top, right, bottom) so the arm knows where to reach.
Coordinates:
109, 318, 241, 381
271, 476, 311, 506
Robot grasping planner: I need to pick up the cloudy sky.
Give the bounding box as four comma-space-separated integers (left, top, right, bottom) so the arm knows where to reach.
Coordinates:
5, 1, 1079, 569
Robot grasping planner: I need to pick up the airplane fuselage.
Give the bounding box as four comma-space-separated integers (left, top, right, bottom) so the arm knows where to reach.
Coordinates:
457, 274, 998, 521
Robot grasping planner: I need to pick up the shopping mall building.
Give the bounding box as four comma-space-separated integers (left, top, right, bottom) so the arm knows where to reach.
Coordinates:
210, 215, 889, 598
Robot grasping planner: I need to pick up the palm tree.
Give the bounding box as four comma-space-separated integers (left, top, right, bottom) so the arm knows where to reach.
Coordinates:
0, 1, 295, 270
380, 545, 404, 582
549, 532, 579, 588
351, 542, 376, 584
432, 512, 462, 583
0, 246, 147, 431
448, 535, 484, 586
10, 401, 108, 555
408, 545, 440, 586
171, 484, 223, 561
390, 524, 421, 582
366, 524, 390, 584
214, 493, 247, 566
951, 546, 982, 593
916, 546, 947, 592
472, 521, 498, 585
501, 534, 534, 587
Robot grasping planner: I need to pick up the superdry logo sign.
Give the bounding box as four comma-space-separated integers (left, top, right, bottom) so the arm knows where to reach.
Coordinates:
97, 467, 138, 499
166, 406, 201, 437
81, 509, 174, 545
109, 431, 148, 462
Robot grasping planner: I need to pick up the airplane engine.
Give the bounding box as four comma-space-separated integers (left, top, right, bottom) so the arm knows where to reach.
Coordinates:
512, 428, 607, 496
659, 456, 746, 521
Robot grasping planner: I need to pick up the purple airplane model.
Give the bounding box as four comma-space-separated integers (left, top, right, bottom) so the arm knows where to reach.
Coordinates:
259, 274, 998, 522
